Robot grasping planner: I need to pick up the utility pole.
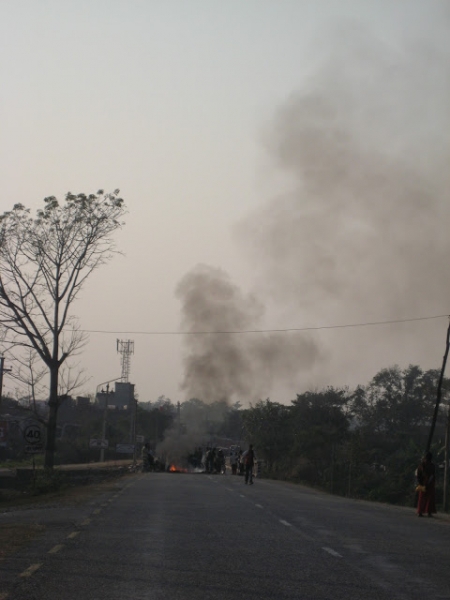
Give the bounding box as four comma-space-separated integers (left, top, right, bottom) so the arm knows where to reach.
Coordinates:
0, 356, 12, 414
426, 317, 450, 453
444, 404, 449, 512
100, 383, 110, 463
131, 396, 138, 465
0, 356, 4, 412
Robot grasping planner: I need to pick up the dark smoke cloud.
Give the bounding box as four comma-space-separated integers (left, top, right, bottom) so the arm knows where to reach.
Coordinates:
237, 23, 450, 385
175, 264, 324, 404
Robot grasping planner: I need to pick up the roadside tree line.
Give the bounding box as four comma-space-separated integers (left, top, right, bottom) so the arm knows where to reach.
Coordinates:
241, 365, 449, 507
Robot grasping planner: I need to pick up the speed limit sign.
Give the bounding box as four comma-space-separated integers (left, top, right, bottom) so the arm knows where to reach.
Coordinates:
24, 423, 42, 444
23, 420, 44, 452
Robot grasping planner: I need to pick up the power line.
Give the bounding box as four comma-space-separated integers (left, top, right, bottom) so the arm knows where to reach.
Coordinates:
78, 314, 449, 336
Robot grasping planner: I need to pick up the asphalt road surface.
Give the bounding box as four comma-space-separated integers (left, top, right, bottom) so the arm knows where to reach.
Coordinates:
1, 472, 450, 600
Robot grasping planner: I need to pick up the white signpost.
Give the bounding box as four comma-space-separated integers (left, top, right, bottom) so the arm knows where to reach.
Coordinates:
89, 438, 109, 449
116, 443, 135, 454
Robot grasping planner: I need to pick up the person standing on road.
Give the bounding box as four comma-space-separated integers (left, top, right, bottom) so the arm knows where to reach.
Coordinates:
216, 448, 225, 473
238, 449, 244, 476
416, 451, 436, 517
230, 446, 239, 475
241, 444, 255, 485
142, 443, 153, 472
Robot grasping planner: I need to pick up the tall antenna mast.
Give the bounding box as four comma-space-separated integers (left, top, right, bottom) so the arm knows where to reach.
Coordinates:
116, 339, 134, 382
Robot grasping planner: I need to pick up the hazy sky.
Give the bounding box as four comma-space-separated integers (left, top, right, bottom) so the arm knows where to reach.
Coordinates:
1, 1, 449, 404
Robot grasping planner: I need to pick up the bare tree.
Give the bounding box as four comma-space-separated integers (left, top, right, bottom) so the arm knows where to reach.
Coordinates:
9, 346, 88, 408
9, 347, 47, 409
0, 190, 126, 467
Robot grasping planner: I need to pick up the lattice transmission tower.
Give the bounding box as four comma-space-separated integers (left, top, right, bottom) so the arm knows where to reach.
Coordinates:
117, 339, 134, 382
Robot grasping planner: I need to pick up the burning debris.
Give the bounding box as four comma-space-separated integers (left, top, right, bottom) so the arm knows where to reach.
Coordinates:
168, 464, 188, 473
166, 446, 227, 474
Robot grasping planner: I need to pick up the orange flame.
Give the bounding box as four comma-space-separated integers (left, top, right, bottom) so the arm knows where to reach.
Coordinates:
169, 464, 187, 473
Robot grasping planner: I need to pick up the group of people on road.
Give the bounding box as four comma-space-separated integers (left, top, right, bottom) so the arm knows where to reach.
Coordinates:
140, 440, 257, 481
204, 447, 226, 474
187, 447, 204, 470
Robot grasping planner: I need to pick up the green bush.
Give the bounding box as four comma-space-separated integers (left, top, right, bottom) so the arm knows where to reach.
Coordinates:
29, 468, 67, 496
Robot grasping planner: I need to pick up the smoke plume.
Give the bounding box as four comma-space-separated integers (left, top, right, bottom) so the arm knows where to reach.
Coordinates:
175, 265, 323, 404
236, 23, 450, 387
242, 30, 449, 307
176, 13, 450, 401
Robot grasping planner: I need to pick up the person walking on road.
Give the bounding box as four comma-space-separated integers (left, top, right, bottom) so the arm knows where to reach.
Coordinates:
242, 444, 255, 485
416, 451, 436, 517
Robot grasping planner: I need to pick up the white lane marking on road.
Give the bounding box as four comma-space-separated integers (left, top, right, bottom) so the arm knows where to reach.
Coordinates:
20, 563, 42, 578
279, 520, 292, 527
255, 504, 263, 509
322, 547, 342, 558
93, 508, 101, 515
225, 488, 233, 492
81, 518, 91, 526
239, 494, 246, 498
67, 531, 80, 539
48, 544, 64, 554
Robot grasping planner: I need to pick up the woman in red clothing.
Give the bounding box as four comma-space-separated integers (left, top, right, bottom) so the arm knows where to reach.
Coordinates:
416, 451, 436, 517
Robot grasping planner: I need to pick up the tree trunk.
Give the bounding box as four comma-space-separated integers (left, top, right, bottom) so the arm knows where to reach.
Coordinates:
44, 363, 59, 469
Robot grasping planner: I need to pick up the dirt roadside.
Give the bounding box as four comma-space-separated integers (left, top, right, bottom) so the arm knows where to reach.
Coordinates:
0, 470, 136, 561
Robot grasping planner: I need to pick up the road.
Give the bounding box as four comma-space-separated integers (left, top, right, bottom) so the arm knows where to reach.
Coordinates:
1, 471, 450, 600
